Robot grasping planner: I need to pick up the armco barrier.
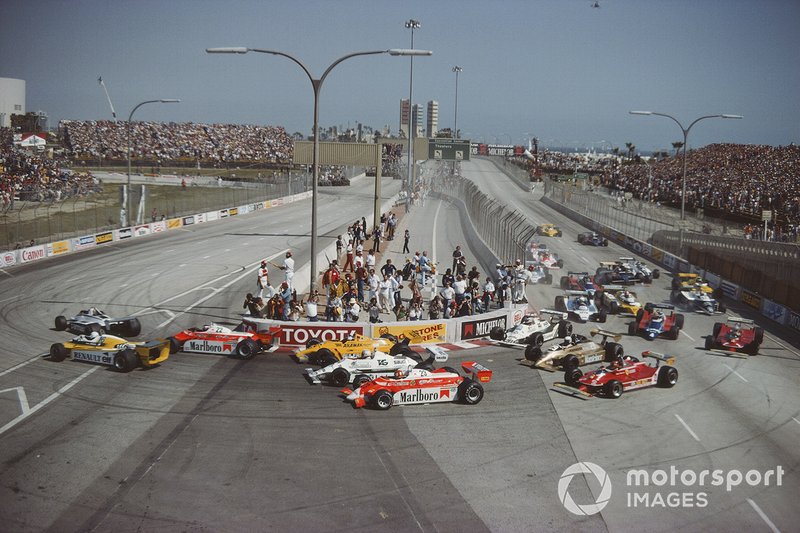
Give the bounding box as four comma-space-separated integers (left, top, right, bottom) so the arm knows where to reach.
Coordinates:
246, 304, 526, 347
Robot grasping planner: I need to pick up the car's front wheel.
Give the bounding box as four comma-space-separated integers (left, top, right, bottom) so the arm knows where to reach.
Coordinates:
372, 390, 394, 410
55, 316, 68, 331
114, 349, 139, 372
604, 380, 624, 398
49, 343, 68, 362
657, 366, 678, 387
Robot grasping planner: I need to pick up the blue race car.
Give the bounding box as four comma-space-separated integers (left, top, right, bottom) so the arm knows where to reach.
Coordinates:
578, 231, 609, 247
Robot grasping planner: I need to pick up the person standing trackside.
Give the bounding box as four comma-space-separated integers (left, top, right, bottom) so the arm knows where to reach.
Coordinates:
278, 251, 295, 292
256, 260, 269, 299
402, 229, 410, 254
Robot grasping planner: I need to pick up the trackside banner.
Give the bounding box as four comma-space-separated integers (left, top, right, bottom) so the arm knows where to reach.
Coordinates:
376, 322, 446, 343
21, 245, 46, 263
1, 250, 18, 267
460, 315, 507, 340
278, 324, 364, 346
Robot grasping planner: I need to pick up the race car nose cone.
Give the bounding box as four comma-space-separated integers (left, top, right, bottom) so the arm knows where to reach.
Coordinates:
346, 391, 358, 401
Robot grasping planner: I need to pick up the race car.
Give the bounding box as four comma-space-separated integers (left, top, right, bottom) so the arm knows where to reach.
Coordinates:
54, 307, 141, 337
341, 360, 492, 410
621, 257, 660, 281
670, 287, 726, 315
167, 321, 281, 359
577, 231, 608, 246
488, 309, 572, 347
524, 328, 624, 371
49, 331, 170, 373
559, 271, 599, 297
554, 350, 678, 398
536, 247, 565, 269
628, 303, 685, 340
554, 290, 607, 323
704, 317, 764, 355
293, 333, 402, 365
595, 258, 659, 285
305, 345, 448, 387
536, 223, 563, 237
526, 264, 553, 285
597, 285, 642, 316
671, 273, 723, 298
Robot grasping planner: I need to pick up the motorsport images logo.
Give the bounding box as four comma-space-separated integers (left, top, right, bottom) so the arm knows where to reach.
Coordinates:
558, 462, 612, 515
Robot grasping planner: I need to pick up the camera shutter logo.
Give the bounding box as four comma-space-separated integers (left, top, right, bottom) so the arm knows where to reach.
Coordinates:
558, 462, 612, 516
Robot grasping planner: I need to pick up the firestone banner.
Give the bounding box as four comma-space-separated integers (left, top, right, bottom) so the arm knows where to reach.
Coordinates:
375, 322, 446, 344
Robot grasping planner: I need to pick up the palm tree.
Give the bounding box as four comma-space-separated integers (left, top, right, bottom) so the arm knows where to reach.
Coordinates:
625, 142, 635, 160
672, 141, 684, 157
611, 147, 620, 157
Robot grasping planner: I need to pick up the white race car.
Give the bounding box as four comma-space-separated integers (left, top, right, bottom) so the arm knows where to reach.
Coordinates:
555, 290, 607, 323
670, 287, 726, 315
489, 309, 572, 347
304, 346, 447, 388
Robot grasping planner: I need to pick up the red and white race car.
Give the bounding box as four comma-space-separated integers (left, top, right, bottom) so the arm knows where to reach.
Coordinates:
704, 317, 764, 355
341, 361, 492, 410
554, 350, 678, 399
167, 321, 281, 359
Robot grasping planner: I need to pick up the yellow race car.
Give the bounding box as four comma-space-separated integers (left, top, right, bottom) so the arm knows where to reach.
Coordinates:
536, 224, 563, 237
49, 331, 170, 372
294, 333, 408, 365
671, 273, 714, 294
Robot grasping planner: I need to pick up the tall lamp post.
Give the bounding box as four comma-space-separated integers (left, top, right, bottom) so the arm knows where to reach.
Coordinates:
452, 66, 462, 139
629, 110, 742, 251
207, 46, 432, 291
126, 99, 180, 226
405, 19, 421, 202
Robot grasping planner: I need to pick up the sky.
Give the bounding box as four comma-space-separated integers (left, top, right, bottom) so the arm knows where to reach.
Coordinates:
1, 0, 798, 152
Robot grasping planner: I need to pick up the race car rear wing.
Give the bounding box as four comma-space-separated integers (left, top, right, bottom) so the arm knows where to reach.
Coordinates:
567, 271, 589, 276
589, 328, 623, 342
461, 361, 492, 382
651, 303, 675, 310
424, 345, 449, 363
551, 383, 592, 400
619, 257, 635, 262
726, 316, 755, 325
641, 350, 676, 366
601, 284, 626, 291
565, 290, 590, 296
540, 308, 568, 319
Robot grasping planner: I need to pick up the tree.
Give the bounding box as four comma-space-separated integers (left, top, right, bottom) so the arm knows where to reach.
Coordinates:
672, 141, 684, 157
625, 142, 635, 160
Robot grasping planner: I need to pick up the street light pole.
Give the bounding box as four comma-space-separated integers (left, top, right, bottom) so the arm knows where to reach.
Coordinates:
405, 19, 421, 204
452, 66, 462, 139
629, 110, 742, 251
208, 46, 431, 292
126, 99, 180, 226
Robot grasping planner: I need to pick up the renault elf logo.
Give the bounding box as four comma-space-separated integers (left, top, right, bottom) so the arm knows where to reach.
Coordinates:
558, 462, 612, 515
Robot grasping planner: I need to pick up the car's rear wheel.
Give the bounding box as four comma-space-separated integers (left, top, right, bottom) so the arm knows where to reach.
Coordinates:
167, 337, 182, 354
652, 269, 660, 279
657, 366, 678, 387
602, 239, 608, 246
331, 368, 350, 387
306, 338, 322, 349
675, 314, 685, 329
644, 303, 654, 313
670, 326, 681, 340
704, 336, 714, 350
372, 390, 393, 410
125, 318, 141, 337
562, 354, 579, 370
55, 316, 67, 331
49, 343, 68, 362
529, 332, 544, 348
352, 374, 371, 388
609, 301, 619, 314
400, 347, 422, 362
460, 379, 484, 405
316, 349, 337, 366
754, 327, 764, 345
489, 326, 506, 341
604, 380, 623, 398
628, 322, 638, 336
544, 274, 553, 285
560, 276, 569, 290
554, 297, 566, 311
745, 342, 759, 356
114, 349, 139, 372
712, 322, 723, 338
565, 367, 583, 386
235, 338, 259, 359
597, 309, 607, 323
524, 344, 542, 362
380, 333, 398, 343
557, 320, 572, 337
605, 342, 623, 361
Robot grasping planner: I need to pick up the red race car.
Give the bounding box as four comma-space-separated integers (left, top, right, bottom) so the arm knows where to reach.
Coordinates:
168, 321, 281, 359
554, 350, 678, 399
341, 361, 492, 410
704, 317, 763, 355
628, 303, 685, 340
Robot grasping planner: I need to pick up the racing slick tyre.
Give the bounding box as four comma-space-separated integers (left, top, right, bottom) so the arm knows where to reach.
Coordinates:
578, 235, 586, 244
380, 333, 398, 343
635, 309, 644, 321
556, 231, 563, 237
331, 368, 350, 387
557, 320, 573, 337
642, 275, 652, 284
565, 367, 583, 386
657, 366, 678, 387
114, 349, 139, 373
305, 338, 322, 349
670, 326, 681, 340
602, 239, 608, 247
352, 374, 371, 388
562, 354, 580, 371
318, 351, 338, 366
489, 326, 506, 341
605, 342, 624, 361
597, 309, 607, 323
628, 322, 638, 336
556, 259, 564, 268
524, 344, 543, 362
235, 338, 259, 359
718, 302, 727, 313
560, 276, 569, 290
167, 337, 182, 354
745, 342, 759, 356
400, 347, 422, 362
544, 274, 553, 285
528, 332, 545, 348
55, 316, 68, 331
644, 303, 654, 313
372, 390, 394, 410
671, 278, 681, 290
704, 336, 714, 350
713, 287, 724, 299
125, 318, 142, 337
604, 380, 624, 398
49, 343, 68, 362
554, 297, 566, 312
754, 327, 764, 345
459, 379, 484, 405
675, 314, 685, 329
669, 290, 679, 304
652, 269, 660, 279
389, 338, 411, 356
608, 301, 619, 314
712, 322, 723, 338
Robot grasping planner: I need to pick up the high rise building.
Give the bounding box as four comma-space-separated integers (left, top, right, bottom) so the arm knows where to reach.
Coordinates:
411, 104, 423, 138
399, 98, 410, 138
426, 100, 438, 138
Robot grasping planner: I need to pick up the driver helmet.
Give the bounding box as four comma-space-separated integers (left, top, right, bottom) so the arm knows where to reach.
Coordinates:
87, 331, 100, 341
286, 251, 292, 258
361, 349, 371, 358
394, 369, 408, 379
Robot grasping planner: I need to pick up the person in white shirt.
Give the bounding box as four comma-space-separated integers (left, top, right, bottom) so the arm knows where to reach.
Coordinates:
378, 274, 393, 313
256, 260, 269, 299
365, 249, 376, 270
482, 277, 495, 311
368, 270, 380, 303
344, 298, 361, 322
439, 281, 455, 318
279, 251, 295, 292
452, 274, 467, 305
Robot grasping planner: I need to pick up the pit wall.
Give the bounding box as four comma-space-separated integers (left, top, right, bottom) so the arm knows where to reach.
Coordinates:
247, 304, 528, 347
541, 189, 800, 335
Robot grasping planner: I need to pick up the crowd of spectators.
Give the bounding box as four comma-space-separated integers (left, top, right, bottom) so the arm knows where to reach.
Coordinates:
60, 120, 294, 164
604, 143, 800, 230
317, 165, 349, 186
0, 144, 99, 207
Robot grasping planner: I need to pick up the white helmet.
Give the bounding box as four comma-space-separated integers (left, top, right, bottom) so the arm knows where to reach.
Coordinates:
88, 331, 100, 341
361, 349, 371, 358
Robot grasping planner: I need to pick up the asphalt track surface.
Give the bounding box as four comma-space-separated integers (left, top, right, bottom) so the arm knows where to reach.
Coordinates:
0, 161, 797, 532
